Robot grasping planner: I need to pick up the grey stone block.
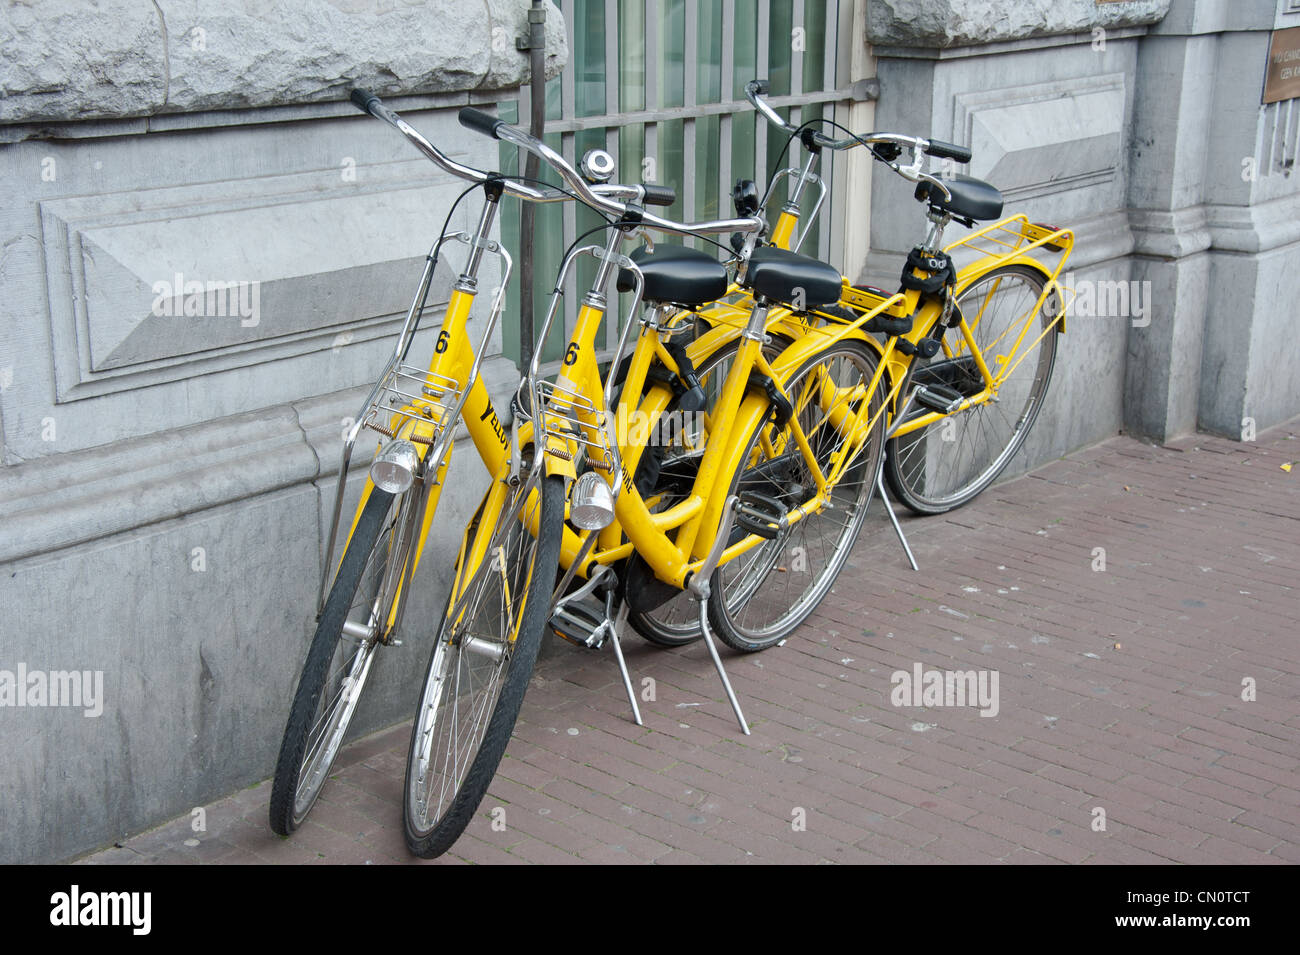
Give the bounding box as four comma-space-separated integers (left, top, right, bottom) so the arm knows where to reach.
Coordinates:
868, 0, 1170, 49
0, 485, 320, 864
0, 0, 167, 123
0, 0, 568, 126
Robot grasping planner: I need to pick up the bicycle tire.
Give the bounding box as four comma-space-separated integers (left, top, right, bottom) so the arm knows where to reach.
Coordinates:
269, 487, 398, 835
402, 474, 563, 858
884, 263, 1058, 514
707, 339, 887, 652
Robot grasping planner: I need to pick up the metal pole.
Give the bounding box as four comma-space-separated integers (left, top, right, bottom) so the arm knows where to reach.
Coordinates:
518, 0, 547, 373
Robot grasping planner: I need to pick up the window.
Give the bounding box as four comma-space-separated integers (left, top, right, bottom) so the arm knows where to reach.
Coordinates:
500, 0, 850, 365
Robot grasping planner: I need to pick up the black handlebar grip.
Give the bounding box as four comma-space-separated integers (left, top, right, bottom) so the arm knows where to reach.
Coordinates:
458, 107, 504, 140
749, 78, 771, 95
640, 184, 676, 206
350, 88, 381, 114
924, 139, 972, 164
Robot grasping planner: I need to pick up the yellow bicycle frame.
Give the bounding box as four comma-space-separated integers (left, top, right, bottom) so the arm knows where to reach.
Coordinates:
542, 284, 906, 591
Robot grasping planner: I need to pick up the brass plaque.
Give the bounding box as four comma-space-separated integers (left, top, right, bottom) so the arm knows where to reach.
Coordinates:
1264, 26, 1300, 104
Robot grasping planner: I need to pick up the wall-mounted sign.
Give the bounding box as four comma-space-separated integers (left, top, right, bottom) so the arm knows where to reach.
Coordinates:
1264, 26, 1300, 104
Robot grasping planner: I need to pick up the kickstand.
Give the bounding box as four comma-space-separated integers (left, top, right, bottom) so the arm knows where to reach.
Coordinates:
687, 495, 751, 735
880, 389, 922, 571
876, 470, 919, 572
553, 563, 644, 726
604, 597, 643, 727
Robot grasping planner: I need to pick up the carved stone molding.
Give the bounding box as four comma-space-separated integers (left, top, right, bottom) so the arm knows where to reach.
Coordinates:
868, 0, 1170, 49
953, 74, 1126, 203
39, 160, 465, 402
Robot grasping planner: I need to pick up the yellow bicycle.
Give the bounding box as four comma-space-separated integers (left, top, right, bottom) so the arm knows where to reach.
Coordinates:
391, 103, 904, 857
625, 79, 1076, 645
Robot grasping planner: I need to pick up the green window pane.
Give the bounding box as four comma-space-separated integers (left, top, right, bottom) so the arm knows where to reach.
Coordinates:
657, 118, 685, 215
659, 0, 686, 109
696, 1, 722, 103
731, 4, 757, 101
573, 0, 607, 118
695, 114, 722, 220
768, 1, 793, 96
619, 0, 646, 111
731, 110, 756, 186
803, 0, 829, 92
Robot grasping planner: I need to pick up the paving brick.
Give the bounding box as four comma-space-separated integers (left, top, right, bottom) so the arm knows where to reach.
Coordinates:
75, 424, 1300, 866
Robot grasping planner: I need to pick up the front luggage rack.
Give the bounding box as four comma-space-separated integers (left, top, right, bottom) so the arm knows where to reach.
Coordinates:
515, 377, 618, 475
359, 363, 463, 444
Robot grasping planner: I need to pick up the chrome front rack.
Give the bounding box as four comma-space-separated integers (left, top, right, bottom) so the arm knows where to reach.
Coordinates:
358, 364, 464, 444
515, 243, 646, 496
761, 166, 828, 253
514, 377, 616, 474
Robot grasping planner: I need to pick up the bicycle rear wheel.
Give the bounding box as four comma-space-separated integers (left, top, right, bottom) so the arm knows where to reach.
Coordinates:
708, 339, 887, 652
885, 264, 1058, 514
626, 334, 793, 647
269, 487, 399, 835
403, 474, 563, 858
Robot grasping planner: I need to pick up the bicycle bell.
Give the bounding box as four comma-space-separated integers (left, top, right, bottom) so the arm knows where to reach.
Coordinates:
580, 148, 616, 184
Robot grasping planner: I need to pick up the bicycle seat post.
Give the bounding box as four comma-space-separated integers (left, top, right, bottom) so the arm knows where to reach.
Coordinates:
921, 206, 951, 255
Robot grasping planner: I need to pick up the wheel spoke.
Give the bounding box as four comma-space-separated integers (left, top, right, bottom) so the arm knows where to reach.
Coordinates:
403, 477, 561, 856
885, 266, 1056, 513
712, 343, 885, 649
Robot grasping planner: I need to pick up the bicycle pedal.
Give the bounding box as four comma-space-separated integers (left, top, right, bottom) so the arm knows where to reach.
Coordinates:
735, 491, 788, 540
914, 383, 966, 414
549, 599, 610, 649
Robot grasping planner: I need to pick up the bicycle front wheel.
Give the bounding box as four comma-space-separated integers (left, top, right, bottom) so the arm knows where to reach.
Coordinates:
885, 263, 1058, 514
708, 339, 887, 652
403, 474, 563, 858
269, 487, 398, 835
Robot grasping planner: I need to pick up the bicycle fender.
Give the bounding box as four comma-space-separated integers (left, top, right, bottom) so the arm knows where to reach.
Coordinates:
956, 254, 1066, 334
765, 324, 881, 381
542, 437, 578, 481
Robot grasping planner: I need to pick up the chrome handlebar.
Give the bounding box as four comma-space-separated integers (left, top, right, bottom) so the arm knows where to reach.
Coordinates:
349, 88, 764, 239
742, 80, 961, 203
479, 111, 763, 238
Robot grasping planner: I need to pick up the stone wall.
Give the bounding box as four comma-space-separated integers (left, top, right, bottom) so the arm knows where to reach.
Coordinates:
4, 0, 1299, 865
863, 0, 1300, 455
0, 0, 565, 864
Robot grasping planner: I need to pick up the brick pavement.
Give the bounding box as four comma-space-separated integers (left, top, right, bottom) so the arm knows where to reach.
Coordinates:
82, 420, 1300, 864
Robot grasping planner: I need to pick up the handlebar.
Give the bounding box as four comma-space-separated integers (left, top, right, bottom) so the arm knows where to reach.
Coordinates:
352, 90, 760, 238
742, 79, 969, 199
924, 139, 972, 164
350, 88, 570, 203
456, 107, 761, 238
